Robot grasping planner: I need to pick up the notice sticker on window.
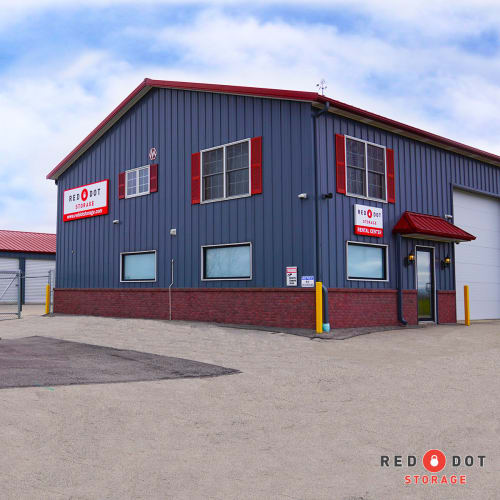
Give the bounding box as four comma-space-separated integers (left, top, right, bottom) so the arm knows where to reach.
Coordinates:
286, 266, 297, 286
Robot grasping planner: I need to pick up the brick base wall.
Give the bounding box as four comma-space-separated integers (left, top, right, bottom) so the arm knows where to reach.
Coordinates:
54, 287, 450, 330
327, 289, 418, 328
437, 290, 456, 324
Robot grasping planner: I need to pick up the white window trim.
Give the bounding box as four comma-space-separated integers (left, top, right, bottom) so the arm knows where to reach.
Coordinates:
200, 138, 252, 203
414, 244, 437, 322
120, 250, 157, 283
125, 165, 151, 199
201, 242, 253, 281
346, 240, 389, 282
344, 135, 388, 204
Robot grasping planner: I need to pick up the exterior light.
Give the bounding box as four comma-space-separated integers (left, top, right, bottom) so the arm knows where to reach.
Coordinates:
170, 228, 177, 236
298, 193, 308, 199
112, 220, 120, 224
442, 255, 451, 267
406, 251, 415, 265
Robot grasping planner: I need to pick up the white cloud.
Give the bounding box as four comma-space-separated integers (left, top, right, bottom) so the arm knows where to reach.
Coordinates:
0, 3, 500, 232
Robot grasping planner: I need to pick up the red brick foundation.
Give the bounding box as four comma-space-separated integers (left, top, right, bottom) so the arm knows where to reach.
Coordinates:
53, 287, 441, 330
437, 290, 456, 324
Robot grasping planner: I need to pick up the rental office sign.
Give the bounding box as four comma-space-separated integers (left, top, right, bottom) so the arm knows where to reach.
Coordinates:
354, 204, 383, 237
63, 180, 109, 221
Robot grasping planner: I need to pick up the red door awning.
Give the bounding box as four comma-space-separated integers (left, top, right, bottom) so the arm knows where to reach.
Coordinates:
393, 211, 476, 242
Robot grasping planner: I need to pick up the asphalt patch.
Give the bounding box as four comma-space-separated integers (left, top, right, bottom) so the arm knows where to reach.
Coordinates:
0, 336, 239, 389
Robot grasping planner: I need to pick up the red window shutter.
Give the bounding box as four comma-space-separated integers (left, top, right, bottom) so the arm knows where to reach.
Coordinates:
118, 172, 126, 199
335, 134, 346, 194
386, 148, 395, 203
150, 163, 158, 193
191, 152, 201, 204
250, 136, 262, 194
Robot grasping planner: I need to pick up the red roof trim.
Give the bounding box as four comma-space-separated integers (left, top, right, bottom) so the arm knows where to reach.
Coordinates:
317, 95, 500, 164
0, 230, 56, 254
392, 211, 476, 242
47, 79, 500, 180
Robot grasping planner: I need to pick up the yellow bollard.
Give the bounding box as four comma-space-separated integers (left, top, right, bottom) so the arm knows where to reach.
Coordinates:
464, 285, 470, 326
315, 281, 323, 334
45, 284, 50, 315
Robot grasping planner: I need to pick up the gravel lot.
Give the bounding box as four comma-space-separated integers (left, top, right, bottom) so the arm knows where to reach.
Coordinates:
0, 313, 498, 500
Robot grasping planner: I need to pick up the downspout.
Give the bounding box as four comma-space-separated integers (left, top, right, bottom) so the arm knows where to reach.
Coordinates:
312, 101, 330, 332
396, 233, 408, 325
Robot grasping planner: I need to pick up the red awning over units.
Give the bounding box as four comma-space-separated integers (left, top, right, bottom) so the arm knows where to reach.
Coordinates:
392, 211, 476, 242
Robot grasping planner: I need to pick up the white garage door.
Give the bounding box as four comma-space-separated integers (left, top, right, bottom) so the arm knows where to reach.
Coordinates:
454, 189, 500, 320
0, 257, 20, 303
25, 259, 56, 304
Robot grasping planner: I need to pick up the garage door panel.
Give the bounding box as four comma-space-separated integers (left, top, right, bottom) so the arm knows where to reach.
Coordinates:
0, 258, 19, 303
25, 259, 56, 304
454, 189, 500, 320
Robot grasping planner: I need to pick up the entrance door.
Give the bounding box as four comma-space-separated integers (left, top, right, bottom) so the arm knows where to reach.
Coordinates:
416, 247, 435, 321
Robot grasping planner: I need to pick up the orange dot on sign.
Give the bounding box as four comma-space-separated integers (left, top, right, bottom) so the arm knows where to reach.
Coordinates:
367, 209, 373, 218
81, 189, 88, 201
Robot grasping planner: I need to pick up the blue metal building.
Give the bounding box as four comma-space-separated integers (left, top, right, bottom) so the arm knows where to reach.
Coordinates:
47, 79, 500, 329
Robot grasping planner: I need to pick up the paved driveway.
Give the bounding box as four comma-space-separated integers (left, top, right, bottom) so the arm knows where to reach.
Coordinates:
0, 315, 498, 500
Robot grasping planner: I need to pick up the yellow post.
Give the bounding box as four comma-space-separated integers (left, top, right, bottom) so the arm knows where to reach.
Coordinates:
45, 284, 50, 315
315, 281, 323, 334
464, 285, 470, 326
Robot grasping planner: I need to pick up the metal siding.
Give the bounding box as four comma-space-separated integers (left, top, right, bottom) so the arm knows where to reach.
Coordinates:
317, 112, 500, 291
55, 89, 315, 289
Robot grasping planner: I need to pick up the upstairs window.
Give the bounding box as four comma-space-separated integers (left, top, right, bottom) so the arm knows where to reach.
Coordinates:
346, 137, 387, 201
201, 139, 250, 202
126, 165, 150, 198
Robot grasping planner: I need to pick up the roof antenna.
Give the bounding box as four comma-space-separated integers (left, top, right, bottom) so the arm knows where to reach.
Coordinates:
316, 79, 327, 96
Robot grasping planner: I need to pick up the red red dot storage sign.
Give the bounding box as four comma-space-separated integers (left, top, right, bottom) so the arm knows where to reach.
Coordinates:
63, 180, 109, 222
354, 204, 383, 237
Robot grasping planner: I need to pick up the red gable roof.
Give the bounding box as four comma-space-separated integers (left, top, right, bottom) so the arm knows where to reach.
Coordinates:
46, 78, 500, 180
393, 211, 475, 242
0, 230, 56, 254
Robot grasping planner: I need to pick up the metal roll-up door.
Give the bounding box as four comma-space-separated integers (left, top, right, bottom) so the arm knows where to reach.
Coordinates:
0, 257, 20, 303
454, 189, 500, 320
25, 259, 56, 304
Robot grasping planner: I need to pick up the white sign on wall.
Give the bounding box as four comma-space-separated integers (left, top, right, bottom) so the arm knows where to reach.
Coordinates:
301, 276, 315, 287
286, 266, 297, 286
63, 180, 109, 222
354, 204, 383, 237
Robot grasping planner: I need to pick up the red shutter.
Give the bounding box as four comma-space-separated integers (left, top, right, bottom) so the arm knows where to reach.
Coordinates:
150, 163, 158, 193
191, 152, 201, 204
335, 134, 346, 194
250, 136, 262, 194
118, 172, 126, 199
386, 148, 395, 203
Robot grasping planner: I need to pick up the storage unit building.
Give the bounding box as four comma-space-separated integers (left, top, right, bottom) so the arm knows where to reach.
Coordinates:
47, 79, 500, 328
0, 230, 56, 304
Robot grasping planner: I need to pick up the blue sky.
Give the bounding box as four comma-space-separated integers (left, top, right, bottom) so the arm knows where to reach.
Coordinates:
1, 0, 500, 232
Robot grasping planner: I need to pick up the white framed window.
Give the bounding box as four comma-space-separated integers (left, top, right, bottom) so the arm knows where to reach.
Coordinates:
125, 165, 150, 198
345, 136, 387, 202
201, 242, 252, 280
346, 241, 388, 281
201, 139, 250, 202
120, 250, 157, 282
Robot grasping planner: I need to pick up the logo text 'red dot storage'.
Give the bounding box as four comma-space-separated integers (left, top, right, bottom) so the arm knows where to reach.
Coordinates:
381, 450, 485, 486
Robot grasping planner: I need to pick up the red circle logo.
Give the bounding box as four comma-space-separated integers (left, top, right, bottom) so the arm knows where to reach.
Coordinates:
81, 189, 88, 201
422, 449, 446, 473
367, 209, 373, 218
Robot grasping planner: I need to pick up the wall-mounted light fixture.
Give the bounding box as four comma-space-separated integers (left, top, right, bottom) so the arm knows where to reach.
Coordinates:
112, 220, 120, 224
442, 255, 451, 268
297, 193, 308, 199
406, 251, 415, 266
321, 193, 333, 199
170, 228, 177, 236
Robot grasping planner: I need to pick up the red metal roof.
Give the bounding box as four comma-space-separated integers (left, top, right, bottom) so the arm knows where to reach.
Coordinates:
0, 230, 56, 254
393, 211, 476, 242
46, 78, 500, 180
